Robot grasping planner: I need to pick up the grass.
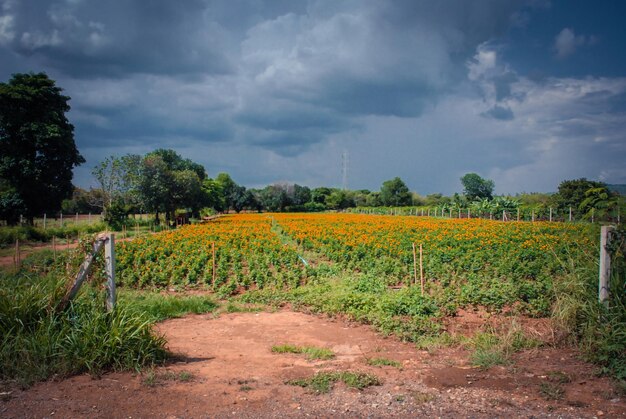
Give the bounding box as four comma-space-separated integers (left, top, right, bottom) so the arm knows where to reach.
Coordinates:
366, 357, 402, 368
142, 369, 195, 387
0, 268, 221, 387
0, 272, 168, 387
415, 332, 464, 353
539, 382, 565, 401
271, 344, 335, 360
467, 322, 542, 370
287, 370, 381, 394
118, 290, 218, 322
546, 370, 572, 384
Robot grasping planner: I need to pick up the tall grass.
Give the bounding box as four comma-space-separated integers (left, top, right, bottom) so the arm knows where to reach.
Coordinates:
0, 271, 167, 387
552, 233, 626, 381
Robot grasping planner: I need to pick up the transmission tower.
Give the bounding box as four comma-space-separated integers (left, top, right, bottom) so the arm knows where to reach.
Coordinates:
341, 151, 349, 190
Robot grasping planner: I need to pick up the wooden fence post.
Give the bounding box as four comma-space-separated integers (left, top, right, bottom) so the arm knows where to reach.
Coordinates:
212, 241, 216, 285
549, 207, 553, 222
43, 213, 47, 229
419, 244, 424, 295
105, 234, 116, 312
57, 237, 106, 312
599, 226, 615, 307
412, 243, 418, 287
569, 207, 572, 222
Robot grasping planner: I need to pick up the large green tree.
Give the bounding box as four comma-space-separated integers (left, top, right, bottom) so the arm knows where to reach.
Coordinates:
380, 177, 411, 206
460, 173, 494, 200
0, 73, 84, 224
137, 150, 207, 224
554, 178, 607, 211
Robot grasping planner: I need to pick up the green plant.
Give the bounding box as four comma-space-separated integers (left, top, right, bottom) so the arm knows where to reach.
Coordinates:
366, 357, 402, 368
539, 382, 565, 401
118, 291, 217, 322
0, 271, 167, 387
547, 370, 572, 384
271, 344, 335, 361
287, 370, 381, 394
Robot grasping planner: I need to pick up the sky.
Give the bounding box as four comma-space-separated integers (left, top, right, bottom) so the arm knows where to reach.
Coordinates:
1, 0, 625, 195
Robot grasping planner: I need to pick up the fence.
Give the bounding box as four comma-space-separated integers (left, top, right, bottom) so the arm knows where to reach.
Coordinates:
349, 206, 622, 224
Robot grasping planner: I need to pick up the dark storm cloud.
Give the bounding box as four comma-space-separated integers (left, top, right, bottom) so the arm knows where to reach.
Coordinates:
2, 0, 625, 192
2, 0, 232, 78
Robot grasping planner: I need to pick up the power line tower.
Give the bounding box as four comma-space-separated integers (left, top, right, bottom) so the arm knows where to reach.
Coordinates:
341, 151, 349, 191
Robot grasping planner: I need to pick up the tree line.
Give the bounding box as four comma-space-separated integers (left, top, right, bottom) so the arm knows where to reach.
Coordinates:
1, 72, 623, 226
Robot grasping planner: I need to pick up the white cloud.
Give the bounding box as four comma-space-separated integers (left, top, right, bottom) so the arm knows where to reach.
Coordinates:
0, 14, 13, 44
554, 27, 596, 59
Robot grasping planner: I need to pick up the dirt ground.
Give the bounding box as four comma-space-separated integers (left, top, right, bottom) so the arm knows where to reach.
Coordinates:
2, 309, 625, 418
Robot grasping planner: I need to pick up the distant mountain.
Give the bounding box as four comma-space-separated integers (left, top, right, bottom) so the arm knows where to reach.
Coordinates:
608, 184, 626, 195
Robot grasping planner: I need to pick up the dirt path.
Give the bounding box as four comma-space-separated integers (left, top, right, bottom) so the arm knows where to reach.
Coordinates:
2, 310, 624, 418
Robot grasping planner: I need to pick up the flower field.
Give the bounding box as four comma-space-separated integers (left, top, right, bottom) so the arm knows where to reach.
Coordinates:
117, 214, 310, 295
117, 213, 597, 315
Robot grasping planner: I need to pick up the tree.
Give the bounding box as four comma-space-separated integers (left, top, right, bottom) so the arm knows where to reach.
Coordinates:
215, 172, 237, 212
260, 184, 291, 212
92, 154, 142, 214
202, 178, 225, 212
138, 155, 172, 224
554, 178, 607, 211
380, 177, 411, 206
460, 173, 494, 200
0, 73, 84, 224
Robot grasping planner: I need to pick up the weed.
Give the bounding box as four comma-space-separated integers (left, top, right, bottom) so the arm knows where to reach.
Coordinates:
287, 370, 381, 394
411, 390, 436, 404
546, 370, 572, 384
141, 369, 194, 387
471, 348, 509, 370
366, 357, 402, 368
178, 371, 194, 382
271, 344, 335, 361
539, 382, 565, 401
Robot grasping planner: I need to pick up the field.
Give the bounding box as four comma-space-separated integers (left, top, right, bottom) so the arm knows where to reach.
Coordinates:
2, 213, 625, 417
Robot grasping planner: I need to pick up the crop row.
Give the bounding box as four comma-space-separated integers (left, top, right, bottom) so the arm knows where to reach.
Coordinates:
117, 215, 310, 295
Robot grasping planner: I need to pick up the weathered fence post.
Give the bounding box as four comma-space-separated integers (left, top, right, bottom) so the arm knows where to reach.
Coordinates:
569, 207, 572, 222
599, 226, 615, 307
212, 241, 216, 285
43, 213, 47, 229
105, 233, 116, 312
57, 237, 106, 312
549, 207, 553, 222
412, 243, 418, 287
419, 244, 424, 295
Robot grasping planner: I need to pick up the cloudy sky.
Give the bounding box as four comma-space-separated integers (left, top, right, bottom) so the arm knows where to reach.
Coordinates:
1, 0, 625, 194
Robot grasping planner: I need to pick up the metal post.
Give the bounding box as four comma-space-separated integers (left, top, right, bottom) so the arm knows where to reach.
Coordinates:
549, 207, 553, 222
569, 207, 572, 222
